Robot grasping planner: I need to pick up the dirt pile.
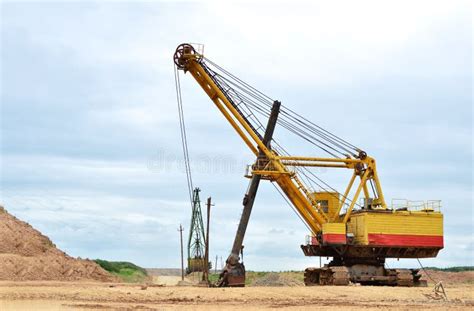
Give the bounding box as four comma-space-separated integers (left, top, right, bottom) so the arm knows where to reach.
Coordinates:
0, 205, 117, 282
420, 269, 474, 285
251, 273, 303, 287
146, 268, 181, 276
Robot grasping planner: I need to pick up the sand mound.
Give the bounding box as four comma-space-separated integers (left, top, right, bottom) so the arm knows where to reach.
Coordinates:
420, 269, 474, 285
0, 205, 117, 282
146, 268, 181, 276
251, 273, 304, 287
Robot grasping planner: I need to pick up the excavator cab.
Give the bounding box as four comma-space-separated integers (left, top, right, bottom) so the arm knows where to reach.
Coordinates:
313, 192, 340, 220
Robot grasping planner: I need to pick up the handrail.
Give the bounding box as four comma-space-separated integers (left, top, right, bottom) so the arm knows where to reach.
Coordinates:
391, 199, 441, 212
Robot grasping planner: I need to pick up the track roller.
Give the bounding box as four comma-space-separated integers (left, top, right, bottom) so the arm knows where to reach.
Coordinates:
304, 266, 350, 286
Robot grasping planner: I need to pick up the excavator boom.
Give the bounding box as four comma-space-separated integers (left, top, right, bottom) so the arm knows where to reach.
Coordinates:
174, 44, 386, 231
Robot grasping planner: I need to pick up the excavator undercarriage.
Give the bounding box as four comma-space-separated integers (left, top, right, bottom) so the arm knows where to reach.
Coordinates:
304, 266, 425, 287
303, 262, 426, 287
300, 211, 442, 286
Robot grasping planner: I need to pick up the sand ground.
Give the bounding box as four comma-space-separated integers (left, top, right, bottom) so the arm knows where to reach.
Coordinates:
151, 276, 182, 286
0, 281, 473, 310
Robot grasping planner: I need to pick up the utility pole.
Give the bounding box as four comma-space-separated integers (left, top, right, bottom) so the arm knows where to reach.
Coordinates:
178, 224, 184, 281
215, 255, 218, 274
203, 197, 212, 283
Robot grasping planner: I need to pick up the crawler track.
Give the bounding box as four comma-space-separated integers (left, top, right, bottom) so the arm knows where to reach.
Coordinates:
304, 266, 427, 286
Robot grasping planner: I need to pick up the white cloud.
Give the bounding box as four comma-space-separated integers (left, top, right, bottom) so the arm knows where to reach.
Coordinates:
1, 1, 471, 269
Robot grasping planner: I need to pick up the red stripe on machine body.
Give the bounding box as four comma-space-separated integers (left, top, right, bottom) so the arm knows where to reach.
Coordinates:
368, 233, 443, 247
323, 233, 346, 244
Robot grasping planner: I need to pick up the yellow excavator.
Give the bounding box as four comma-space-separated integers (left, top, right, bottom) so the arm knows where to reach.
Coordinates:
173, 43, 443, 287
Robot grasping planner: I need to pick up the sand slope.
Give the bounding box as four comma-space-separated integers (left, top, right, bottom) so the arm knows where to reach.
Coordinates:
0, 205, 116, 282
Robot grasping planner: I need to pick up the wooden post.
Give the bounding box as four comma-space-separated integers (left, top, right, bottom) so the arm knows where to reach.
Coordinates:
203, 197, 211, 283
178, 224, 184, 281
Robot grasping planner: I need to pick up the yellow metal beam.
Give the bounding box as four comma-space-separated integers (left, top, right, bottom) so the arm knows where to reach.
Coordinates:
274, 176, 325, 233
187, 69, 259, 155
281, 161, 349, 168
368, 158, 387, 209
343, 169, 370, 223
191, 63, 278, 164
363, 183, 370, 199
251, 170, 291, 177
184, 58, 330, 230
278, 156, 361, 164
333, 171, 357, 221
177, 48, 390, 232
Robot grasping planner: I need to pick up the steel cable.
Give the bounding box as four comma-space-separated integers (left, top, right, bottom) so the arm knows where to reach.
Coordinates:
207, 62, 358, 157
205, 57, 361, 155
174, 65, 194, 206
193, 57, 367, 212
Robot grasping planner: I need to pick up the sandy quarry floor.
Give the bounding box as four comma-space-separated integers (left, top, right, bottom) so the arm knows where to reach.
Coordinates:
0, 281, 473, 310
151, 276, 183, 286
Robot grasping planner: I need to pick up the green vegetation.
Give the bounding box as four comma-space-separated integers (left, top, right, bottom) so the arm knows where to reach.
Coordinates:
94, 259, 148, 283
245, 271, 270, 285
208, 273, 220, 284
424, 266, 474, 272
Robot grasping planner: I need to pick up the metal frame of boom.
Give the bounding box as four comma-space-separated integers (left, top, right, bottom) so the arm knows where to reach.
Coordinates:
174, 43, 387, 236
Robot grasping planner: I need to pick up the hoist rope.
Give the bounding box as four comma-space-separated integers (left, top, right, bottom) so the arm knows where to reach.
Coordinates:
174, 65, 194, 206
205, 57, 360, 151
271, 182, 313, 233
417, 258, 438, 284
202, 57, 366, 209
176, 54, 367, 215
211, 75, 358, 157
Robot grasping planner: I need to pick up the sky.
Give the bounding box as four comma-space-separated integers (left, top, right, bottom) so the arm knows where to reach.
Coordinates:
0, 1, 472, 270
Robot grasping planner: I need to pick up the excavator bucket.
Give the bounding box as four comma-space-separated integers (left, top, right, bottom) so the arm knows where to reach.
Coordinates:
227, 275, 245, 287
216, 262, 246, 287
